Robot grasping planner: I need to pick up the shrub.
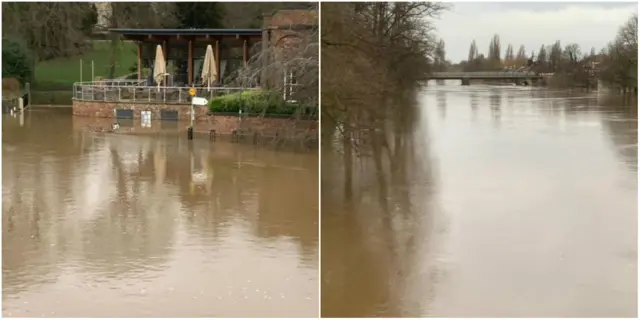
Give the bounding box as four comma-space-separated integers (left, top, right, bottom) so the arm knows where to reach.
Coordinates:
2, 78, 22, 98
209, 90, 313, 116
2, 38, 33, 85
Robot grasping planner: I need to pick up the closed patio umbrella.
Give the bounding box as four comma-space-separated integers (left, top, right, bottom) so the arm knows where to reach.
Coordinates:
200, 45, 218, 90
153, 45, 167, 91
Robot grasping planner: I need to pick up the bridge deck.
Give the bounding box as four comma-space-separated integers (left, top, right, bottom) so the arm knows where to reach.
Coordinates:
428, 71, 541, 80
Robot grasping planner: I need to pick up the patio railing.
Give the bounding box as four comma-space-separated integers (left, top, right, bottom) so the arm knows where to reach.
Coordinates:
73, 80, 258, 104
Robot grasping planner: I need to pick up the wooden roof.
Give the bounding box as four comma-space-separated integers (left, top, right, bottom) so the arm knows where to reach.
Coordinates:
109, 28, 263, 41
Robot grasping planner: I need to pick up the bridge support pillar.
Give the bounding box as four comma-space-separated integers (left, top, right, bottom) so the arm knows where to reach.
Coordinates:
461, 78, 470, 86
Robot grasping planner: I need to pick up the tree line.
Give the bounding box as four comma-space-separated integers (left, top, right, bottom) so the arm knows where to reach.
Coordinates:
449, 13, 637, 92
2, 2, 314, 85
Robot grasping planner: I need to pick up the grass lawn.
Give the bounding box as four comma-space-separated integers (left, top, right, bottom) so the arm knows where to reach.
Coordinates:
33, 41, 137, 90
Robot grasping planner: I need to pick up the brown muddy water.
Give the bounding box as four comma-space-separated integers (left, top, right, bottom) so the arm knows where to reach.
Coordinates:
2, 109, 318, 317
322, 84, 637, 317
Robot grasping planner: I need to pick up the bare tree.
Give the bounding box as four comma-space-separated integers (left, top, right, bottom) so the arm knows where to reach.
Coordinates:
468, 40, 478, 63
515, 44, 527, 66
322, 2, 448, 200
488, 34, 501, 64
600, 13, 637, 92
562, 44, 581, 65
549, 40, 563, 72
434, 39, 446, 71
536, 45, 547, 71
504, 44, 514, 64
228, 27, 319, 110
2, 2, 96, 61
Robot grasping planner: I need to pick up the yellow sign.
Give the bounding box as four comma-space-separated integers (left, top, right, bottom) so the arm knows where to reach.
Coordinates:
189, 87, 196, 96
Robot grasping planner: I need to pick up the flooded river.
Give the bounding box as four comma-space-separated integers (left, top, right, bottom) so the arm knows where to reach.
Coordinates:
2, 109, 318, 317
322, 84, 637, 317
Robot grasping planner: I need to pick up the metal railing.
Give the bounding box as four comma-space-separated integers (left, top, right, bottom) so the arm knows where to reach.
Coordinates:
430, 71, 540, 78
75, 79, 146, 86
73, 80, 258, 104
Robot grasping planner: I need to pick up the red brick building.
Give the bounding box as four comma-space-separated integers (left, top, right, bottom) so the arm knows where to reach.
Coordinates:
260, 9, 318, 99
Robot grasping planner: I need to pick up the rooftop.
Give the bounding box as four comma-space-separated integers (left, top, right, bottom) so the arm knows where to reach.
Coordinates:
109, 28, 263, 37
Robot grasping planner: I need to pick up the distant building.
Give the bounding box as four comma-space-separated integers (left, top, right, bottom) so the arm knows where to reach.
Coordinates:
94, 2, 111, 32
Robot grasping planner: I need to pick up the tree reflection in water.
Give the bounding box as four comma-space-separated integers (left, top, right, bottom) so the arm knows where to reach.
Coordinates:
322, 89, 443, 317
597, 94, 637, 172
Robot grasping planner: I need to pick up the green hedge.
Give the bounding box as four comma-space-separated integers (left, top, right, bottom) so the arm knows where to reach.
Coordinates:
2, 38, 33, 85
209, 90, 313, 116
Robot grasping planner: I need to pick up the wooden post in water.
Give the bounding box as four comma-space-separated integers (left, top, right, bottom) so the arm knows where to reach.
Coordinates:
215, 39, 221, 85
243, 38, 249, 67
188, 38, 193, 86
188, 101, 194, 140
188, 87, 195, 141
25, 82, 31, 109
18, 98, 24, 126
137, 42, 142, 81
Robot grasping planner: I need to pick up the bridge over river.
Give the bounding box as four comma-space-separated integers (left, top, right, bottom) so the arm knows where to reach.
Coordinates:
425, 71, 543, 85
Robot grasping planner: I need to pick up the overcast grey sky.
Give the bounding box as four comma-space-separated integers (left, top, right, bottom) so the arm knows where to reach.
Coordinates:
433, 2, 638, 63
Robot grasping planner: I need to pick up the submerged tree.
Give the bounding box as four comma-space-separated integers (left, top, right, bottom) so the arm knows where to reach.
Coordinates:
322, 2, 448, 201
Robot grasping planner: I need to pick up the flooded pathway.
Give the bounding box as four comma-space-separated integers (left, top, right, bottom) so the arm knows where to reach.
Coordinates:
3, 110, 318, 317
322, 84, 637, 317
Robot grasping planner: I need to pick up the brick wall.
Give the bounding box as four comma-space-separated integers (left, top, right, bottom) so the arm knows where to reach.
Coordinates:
71, 100, 317, 136
267, 10, 317, 52
72, 100, 209, 121
269, 10, 318, 27
261, 9, 318, 89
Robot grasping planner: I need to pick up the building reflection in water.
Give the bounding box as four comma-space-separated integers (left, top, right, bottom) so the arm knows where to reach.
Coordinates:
436, 89, 446, 119
2, 112, 319, 317
489, 88, 502, 124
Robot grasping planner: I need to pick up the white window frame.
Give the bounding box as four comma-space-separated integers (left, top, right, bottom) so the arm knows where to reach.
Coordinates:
283, 68, 300, 103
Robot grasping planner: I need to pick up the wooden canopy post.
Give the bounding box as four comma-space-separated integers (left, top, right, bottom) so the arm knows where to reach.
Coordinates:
215, 39, 220, 85
162, 39, 168, 85
137, 42, 142, 80
162, 39, 168, 60
243, 38, 249, 67
188, 38, 193, 86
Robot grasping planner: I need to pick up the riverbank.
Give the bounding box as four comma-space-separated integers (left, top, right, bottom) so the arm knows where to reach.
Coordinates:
71, 115, 318, 151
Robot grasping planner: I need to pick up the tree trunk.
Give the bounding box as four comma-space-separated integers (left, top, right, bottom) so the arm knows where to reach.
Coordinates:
107, 3, 119, 79
343, 112, 353, 201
